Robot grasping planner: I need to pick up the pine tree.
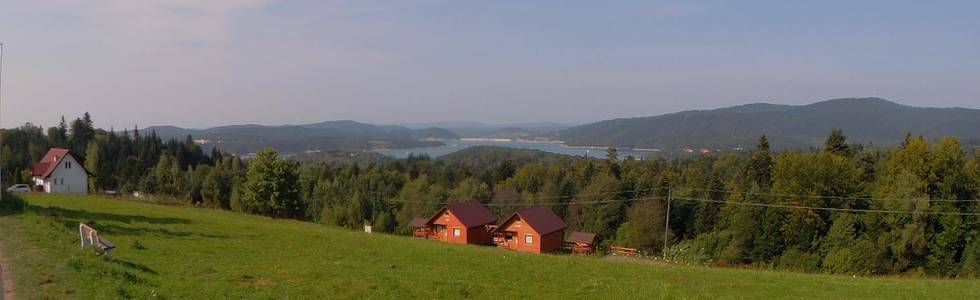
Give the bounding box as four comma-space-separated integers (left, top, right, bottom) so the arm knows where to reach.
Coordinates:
748, 135, 773, 188
825, 129, 852, 157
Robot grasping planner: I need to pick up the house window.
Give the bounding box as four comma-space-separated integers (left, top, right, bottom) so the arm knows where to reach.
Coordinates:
524, 234, 534, 245
452, 228, 461, 237
66, 161, 71, 169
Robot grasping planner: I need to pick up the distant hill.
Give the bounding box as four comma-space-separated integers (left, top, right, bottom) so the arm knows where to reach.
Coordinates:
558, 98, 980, 150
143, 121, 457, 155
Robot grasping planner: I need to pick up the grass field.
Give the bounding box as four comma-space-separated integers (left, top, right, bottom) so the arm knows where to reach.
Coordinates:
1, 194, 979, 299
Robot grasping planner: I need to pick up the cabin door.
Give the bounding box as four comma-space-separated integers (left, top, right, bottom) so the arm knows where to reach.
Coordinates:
505, 232, 517, 250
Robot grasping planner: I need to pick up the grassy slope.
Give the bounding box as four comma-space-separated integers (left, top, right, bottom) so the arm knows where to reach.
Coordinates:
1, 194, 978, 299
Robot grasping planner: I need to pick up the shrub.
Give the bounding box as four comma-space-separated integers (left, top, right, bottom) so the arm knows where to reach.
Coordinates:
131, 239, 146, 250
778, 249, 821, 273
667, 231, 732, 265
822, 240, 884, 275
960, 238, 980, 277
0, 193, 25, 212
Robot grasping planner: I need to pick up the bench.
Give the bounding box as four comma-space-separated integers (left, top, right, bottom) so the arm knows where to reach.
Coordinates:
79, 223, 116, 255
609, 246, 639, 256
96, 236, 116, 254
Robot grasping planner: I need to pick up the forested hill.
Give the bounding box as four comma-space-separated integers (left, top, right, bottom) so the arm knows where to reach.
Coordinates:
438, 146, 576, 167
143, 121, 458, 155
558, 98, 980, 150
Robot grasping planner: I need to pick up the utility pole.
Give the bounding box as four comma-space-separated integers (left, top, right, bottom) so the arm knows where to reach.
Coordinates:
0, 42, 5, 202
662, 187, 671, 260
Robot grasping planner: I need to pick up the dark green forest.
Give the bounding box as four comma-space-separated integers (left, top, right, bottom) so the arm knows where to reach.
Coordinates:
3, 114, 980, 277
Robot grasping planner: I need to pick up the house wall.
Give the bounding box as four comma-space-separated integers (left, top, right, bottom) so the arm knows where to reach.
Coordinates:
430, 210, 491, 245
432, 211, 468, 245
466, 224, 491, 245
539, 230, 565, 253
499, 217, 563, 253
44, 155, 88, 194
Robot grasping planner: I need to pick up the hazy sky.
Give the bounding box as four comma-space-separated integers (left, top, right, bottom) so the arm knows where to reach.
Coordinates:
1, 1, 978, 129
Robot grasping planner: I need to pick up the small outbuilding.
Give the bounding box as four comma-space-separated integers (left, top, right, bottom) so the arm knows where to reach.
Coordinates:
494, 206, 567, 253
566, 232, 598, 255
31, 148, 88, 194
409, 218, 433, 238
421, 201, 497, 245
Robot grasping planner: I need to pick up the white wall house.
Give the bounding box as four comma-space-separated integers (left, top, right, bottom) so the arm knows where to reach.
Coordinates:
31, 148, 89, 194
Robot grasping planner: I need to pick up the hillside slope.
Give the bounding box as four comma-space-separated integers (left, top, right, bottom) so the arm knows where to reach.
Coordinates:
558, 98, 980, 149
2, 194, 978, 299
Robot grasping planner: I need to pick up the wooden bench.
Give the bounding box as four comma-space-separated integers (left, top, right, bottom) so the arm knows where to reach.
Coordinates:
79, 223, 116, 255
609, 246, 639, 256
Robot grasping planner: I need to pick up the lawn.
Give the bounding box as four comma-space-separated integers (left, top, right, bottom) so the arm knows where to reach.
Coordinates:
0, 193, 978, 299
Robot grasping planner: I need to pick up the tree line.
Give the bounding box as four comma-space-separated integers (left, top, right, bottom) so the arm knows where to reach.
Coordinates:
3, 115, 980, 277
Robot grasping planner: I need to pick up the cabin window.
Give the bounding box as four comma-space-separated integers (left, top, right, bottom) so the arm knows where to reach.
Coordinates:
452, 228, 461, 237
524, 234, 534, 245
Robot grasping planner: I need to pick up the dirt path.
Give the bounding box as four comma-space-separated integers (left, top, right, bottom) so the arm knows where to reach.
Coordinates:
0, 241, 15, 300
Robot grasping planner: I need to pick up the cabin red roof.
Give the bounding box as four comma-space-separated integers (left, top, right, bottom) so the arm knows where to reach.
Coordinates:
31, 148, 73, 178
428, 201, 497, 228
408, 218, 429, 228
567, 232, 597, 245
502, 207, 567, 236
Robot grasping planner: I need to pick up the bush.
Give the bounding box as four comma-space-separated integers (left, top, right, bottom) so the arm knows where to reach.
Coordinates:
960, 238, 980, 277
0, 193, 25, 212
822, 240, 884, 275
667, 231, 732, 265
778, 249, 821, 273
131, 239, 146, 250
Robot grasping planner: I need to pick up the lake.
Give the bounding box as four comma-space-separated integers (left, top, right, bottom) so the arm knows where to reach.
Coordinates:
373, 139, 661, 159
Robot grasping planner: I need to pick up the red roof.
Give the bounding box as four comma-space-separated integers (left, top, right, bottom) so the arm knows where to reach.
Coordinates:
427, 201, 497, 228
408, 218, 429, 228
502, 207, 567, 236
32, 148, 73, 178
567, 232, 597, 245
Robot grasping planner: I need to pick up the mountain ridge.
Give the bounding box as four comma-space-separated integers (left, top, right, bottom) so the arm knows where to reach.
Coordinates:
557, 98, 980, 150
143, 120, 457, 155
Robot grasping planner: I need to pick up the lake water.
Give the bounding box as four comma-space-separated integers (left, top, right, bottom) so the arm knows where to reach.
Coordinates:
374, 140, 661, 159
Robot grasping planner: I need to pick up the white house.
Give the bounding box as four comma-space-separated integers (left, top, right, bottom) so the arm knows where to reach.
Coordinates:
31, 148, 89, 194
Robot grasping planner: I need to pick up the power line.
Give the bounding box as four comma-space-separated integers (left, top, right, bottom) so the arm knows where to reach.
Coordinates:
304, 196, 665, 207
671, 196, 980, 216
683, 187, 980, 203
392, 196, 664, 206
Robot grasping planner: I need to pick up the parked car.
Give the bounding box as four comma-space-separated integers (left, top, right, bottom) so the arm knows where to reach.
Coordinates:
5, 184, 32, 193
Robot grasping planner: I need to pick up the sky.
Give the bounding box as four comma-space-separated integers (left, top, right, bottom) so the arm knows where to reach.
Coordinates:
1, 1, 978, 129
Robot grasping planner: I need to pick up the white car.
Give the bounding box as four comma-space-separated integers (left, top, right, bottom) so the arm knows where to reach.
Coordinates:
5, 184, 32, 193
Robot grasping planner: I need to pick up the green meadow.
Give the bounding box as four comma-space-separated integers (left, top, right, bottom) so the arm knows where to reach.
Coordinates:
1, 193, 978, 299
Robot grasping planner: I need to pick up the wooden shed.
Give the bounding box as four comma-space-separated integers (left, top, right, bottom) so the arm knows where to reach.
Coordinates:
494, 207, 567, 254
566, 232, 597, 255
421, 201, 497, 245
409, 218, 433, 238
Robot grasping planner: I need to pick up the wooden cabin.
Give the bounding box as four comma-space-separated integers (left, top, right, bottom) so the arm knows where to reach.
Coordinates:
420, 201, 497, 245
409, 218, 433, 238
566, 232, 597, 255
494, 207, 567, 254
